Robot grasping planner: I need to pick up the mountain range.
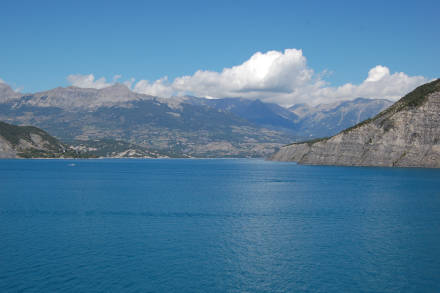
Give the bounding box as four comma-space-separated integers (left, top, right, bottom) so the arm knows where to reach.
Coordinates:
289, 97, 392, 138
0, 81, 392, 157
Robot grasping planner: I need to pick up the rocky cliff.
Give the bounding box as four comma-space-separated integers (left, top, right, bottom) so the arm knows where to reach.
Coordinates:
271, 79, 440, 168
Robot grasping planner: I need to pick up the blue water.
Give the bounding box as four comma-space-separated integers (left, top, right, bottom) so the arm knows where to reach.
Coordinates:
1, 159, 440, 292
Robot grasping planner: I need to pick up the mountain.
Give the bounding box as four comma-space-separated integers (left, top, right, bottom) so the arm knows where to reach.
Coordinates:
271, 79, 440, 168
0, 82, 394, 158
183, 95, 392, 138
0, 85, 292, 157
13, 83, 152, 109
0, 121, 79, 158
182, 96, 300, 133
289, 98, 393, 138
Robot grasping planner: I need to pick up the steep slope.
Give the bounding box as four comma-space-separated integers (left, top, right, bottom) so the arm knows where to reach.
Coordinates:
0, 121, 74, 158
271, 79, 440, 168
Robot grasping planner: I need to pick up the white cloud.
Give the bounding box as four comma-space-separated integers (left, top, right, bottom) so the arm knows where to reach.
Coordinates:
0, 77, 4, 84
130, 49, 317, 102
67, 74, 113, 89
133, 76, 174, 97
170, 49, 313, 97
66, 49, 429, 106
123, 77, 136, 89
130, 49, 428, 106
365, 65, 390, 82
307, 66, 427, 105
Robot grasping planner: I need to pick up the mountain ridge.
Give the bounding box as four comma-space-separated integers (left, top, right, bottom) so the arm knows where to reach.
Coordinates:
0, 81, 394, 157
288, 97, 393, 138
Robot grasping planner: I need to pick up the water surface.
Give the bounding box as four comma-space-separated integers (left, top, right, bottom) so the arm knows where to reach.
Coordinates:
1, 159, 440, 292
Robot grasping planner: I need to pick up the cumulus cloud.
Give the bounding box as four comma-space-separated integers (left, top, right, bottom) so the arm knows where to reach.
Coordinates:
0, 77, 4, 84
366, 65, 390, 82
133, 77, 174, 97
67, 74, 113, 89
123, 77, 136, 89
130, 49, 427, 106
306, 66, 428, 105
131, 49, 316, 102
67, 49, 429, 106
171, 49, 313, 97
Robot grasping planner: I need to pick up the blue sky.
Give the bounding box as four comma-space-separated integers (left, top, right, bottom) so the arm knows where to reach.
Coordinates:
0, 0, 438, 105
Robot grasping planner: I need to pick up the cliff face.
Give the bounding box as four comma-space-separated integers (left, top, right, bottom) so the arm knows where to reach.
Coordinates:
271, 79, 440, 168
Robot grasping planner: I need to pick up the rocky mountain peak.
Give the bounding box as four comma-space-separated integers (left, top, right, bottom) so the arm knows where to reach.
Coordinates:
9, 82, 154, 109
97, 83, 141, 101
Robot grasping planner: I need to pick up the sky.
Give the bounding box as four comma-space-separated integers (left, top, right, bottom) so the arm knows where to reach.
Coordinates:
0, 0, 439, 106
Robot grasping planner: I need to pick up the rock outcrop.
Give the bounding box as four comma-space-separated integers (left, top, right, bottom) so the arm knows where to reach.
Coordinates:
271, 79, 440, 168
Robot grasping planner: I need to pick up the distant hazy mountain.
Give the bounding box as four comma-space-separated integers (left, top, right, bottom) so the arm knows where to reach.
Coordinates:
182, 95, 392, 138
0, 81, 392, 157
181, 96, 299, 133
289, 98, 393, 138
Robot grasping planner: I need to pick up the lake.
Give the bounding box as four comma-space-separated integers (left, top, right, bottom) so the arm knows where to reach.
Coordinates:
1, 159, 440, 292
